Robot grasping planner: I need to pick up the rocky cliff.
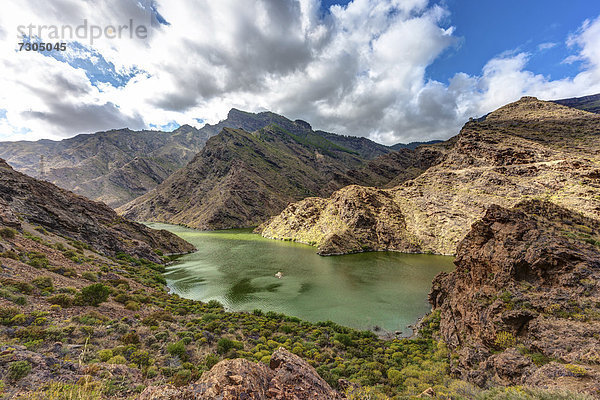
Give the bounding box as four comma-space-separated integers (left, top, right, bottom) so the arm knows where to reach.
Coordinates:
429, 200, 600, 395
259, 97, 600, 255
0, 159, 194, 262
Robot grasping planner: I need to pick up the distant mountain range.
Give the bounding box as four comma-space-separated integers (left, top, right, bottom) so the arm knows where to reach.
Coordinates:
117, 119, 442, 229
552, 93, 600, 114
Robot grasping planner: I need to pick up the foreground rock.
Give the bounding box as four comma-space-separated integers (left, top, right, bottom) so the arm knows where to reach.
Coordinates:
429, 200, 600, 396
259, 97, 600, 255
138, 347, 343, 400
0, 159, 194, 261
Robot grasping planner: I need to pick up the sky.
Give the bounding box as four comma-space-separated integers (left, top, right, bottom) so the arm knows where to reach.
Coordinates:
0, 0, 598, 145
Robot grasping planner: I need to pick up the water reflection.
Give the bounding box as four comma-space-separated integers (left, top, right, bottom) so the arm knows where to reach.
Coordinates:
151, 223, 454, 334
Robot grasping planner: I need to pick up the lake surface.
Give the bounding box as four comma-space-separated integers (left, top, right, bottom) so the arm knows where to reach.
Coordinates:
149, 223, 455, 335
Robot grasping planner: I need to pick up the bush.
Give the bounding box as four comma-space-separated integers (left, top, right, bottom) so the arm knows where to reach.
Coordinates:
32, 276, 54, 292
121, 332, 140, 345
107, 355, 127, 365
217, 338, 235, 354
167, 341, 187, 360
7, 361, 31, 381
0, 227, 16, 239
48, 294, 74, 308
494, 331, 516, 349
205, 354, 219, 369
173, 369, 192, 386
82, 272, 98, 282
78, 284, 110, 307
97, 349, 113, 362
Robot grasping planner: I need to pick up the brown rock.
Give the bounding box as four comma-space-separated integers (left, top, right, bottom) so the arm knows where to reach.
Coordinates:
137, 348, 343, 400
429, 200, 600, 395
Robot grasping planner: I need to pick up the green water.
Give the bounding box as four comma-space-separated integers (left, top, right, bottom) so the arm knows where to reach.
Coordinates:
149, 223, 455, 335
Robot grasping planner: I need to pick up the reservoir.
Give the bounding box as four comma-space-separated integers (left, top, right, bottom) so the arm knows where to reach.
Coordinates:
149, 223, 454, 335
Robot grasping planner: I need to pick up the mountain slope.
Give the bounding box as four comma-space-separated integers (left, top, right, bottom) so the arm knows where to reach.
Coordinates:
0, 109, 400, 208
430, 200, 600, 392
0, 159, 194, 262
258, 97, 600, 255
553, 93, 600, 114
117, 123, 376, 229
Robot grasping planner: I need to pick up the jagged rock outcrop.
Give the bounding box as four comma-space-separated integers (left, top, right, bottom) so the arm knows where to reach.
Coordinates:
429, 200, 600, 395
138, 347, 343, 400
259, 97, 600, 255
0, 159, 194, 262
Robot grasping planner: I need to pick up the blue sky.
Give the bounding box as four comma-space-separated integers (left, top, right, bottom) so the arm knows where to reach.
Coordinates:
1, 0, 600, 144
323, 0, 598, 82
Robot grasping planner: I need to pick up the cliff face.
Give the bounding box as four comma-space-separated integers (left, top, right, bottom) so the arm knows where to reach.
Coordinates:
259, 97, 600, 255
0, 159, 194, 262
430, 200, 600, 394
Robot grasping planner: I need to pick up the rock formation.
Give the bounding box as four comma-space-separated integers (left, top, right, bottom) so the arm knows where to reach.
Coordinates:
259, 97, 600, 255
138, 347, 343, 400
429, 200, 600, 395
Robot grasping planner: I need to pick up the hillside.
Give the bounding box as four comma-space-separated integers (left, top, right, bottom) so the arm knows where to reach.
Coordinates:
0, 159, 194, 261
258, 97, 600, 255
0, 157, 463, 399
117, 122, 386, 229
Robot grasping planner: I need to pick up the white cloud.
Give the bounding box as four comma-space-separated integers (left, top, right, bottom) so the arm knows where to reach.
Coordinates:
0, 1, 599, 144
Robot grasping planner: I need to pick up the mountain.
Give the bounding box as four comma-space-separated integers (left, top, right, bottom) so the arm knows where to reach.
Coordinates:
0, 158, 194, 261
258, 96, 600, 255
553, 93, 600, 114
390, 140, 443, 150
430, 200, 600, 392
117, 119, 404, 229
0, 108, 397, 209
0, 126, 210, 208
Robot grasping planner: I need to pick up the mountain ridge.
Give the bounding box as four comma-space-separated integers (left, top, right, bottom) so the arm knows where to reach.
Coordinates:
258, 96, 600, 255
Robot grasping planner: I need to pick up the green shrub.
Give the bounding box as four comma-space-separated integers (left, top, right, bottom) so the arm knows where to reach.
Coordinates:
107, 355, 127, 365
48, 293, 74, 308
173, 369, 192, 386
97, 349, 113, 362
205, 354, 219, 369
167, 341, 187, 360
121, 332, 140, 345
0, 227, 16, 239
217, 338, 235, 354
32, 276, 54, 292
494, 331, 516, 349
131, 350, 151, 368
7, 361, 31, 381
77, 284, 110, 307
82, 272, 98, 282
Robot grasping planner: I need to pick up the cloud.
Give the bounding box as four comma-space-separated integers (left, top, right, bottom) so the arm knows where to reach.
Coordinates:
0, 1, 599, 144
538, 42, 557, 51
